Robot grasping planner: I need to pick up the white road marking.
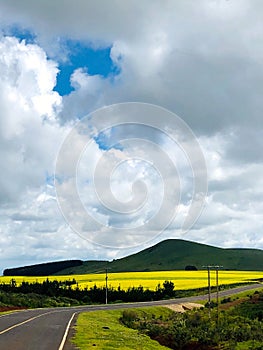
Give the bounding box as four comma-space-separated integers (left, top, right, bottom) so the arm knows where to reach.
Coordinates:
0, 311, 54, 335
0, 310, 27, 318
58, 312, 76, 350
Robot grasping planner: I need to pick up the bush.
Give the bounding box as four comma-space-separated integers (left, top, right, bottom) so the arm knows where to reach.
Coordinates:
120, 303, 263, 349
120, 310, 138, 327
185, 265, 198, 271
221, 297, 231, 304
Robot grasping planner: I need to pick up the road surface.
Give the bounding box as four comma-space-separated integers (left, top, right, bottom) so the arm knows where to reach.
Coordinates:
0, 283, 261, 350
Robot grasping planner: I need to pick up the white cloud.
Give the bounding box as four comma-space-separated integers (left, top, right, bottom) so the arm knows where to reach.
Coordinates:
59, 68, 107, 121
0, 36, 63, 204
0, 36, 76, 271
0, 1, 262, 270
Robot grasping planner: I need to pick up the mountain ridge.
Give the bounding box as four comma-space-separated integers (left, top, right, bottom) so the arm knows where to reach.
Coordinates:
3, 239, 263, 276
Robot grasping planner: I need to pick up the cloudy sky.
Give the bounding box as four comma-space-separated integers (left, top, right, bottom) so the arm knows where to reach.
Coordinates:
0, 0, 263, 273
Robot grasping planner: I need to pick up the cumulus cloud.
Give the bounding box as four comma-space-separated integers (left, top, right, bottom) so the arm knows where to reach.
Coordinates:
0, 36, 63, 203
0, 1, 262, 271
60, 68, 107, 121
2, 1, 263, 134
0, 36, 75, 271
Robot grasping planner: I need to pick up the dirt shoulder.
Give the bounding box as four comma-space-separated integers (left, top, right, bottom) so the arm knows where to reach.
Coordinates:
165, 302, 203, 313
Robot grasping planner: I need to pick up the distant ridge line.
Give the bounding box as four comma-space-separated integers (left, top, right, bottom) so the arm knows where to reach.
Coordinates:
3, 239, 263, 276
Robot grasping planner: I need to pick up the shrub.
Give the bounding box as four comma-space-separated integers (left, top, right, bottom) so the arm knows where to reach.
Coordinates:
120, 310, 138, 327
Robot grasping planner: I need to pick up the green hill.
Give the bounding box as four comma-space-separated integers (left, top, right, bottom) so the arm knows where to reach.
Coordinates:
4, 239, 263, 276
3, 260, 83, 276
56, 239, 263, 274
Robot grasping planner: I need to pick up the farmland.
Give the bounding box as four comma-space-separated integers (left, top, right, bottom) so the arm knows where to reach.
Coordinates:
0, 270, 263, 291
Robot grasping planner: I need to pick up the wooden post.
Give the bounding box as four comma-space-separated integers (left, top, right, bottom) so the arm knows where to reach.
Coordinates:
105, 268, 108, 304
208, 266, 211, 318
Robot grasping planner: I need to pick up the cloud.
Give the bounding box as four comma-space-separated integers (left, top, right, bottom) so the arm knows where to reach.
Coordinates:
0, 1, 262, 270
2, 1, 262, 134
59, 68, 107, 121
10, 213, 47, 222
0, 36, 63, 204
15, 0, 260, 148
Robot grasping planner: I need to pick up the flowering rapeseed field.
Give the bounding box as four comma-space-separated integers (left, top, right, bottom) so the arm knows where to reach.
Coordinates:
0, 270, 262, 290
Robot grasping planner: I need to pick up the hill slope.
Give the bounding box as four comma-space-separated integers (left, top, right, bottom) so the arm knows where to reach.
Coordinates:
3, 260, 83, 276
4, 239, 263, 275
56, 239, 263, 274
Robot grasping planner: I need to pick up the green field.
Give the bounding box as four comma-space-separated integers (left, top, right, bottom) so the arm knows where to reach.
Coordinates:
1, 270, 263, 291
72, 307, 171, 349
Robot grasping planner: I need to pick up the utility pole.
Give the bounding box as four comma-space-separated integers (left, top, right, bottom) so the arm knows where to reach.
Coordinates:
93, 267, 110, 305
203, 265, 223, 320
105, 268, 108, 304
215, 265, 223, 323
207, 265, 211, 318
203, 265, 212, 318
216, 266, 219, 320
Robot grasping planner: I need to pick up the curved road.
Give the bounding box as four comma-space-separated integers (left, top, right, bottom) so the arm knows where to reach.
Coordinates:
0, 283, 261, 350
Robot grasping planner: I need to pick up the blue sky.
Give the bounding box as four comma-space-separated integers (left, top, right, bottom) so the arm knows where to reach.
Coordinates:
53, 40, 119, 95
3, 25, 36, 44
7, 26, 119, 96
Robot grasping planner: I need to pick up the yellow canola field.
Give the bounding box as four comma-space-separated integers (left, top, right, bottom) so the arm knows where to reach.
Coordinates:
0, 270, 263, 291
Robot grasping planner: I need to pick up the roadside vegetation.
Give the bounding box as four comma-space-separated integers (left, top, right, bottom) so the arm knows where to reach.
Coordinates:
72, 307, 171, 349
0, 279, 201, 308
72, 290, 263, 350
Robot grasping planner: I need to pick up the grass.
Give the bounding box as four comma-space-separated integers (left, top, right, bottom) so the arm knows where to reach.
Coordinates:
194, 285, 263, 306
1, 270, 263, 291
0, 310, 17, 315
235, 341, 263, 349
72, 307, 171, 349
223, 286, 263, 298
71, 288, 263, 350
72, 299, 263, 349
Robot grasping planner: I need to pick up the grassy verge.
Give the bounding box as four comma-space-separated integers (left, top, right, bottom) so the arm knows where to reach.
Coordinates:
0, 310, 17, 315
235, 340, 263, 349
71, 307, 172, 350
195, 286, 263, 308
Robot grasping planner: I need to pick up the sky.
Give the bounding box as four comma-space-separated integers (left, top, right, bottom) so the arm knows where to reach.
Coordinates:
0, 0, 263, 273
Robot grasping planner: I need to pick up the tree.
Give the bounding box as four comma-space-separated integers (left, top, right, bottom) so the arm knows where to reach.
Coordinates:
162, 280, 175, 297
185, 265, 198, 271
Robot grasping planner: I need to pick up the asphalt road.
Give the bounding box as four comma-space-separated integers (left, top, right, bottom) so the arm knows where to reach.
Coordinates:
0, 283, 261, 350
